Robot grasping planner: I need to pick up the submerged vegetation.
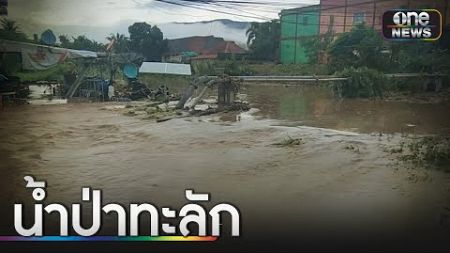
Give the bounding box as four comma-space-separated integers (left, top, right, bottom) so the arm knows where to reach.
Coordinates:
390, 137, 450, 172
273, 135, 304, 147
402, 137, 450, 170
334, 67, 386, 98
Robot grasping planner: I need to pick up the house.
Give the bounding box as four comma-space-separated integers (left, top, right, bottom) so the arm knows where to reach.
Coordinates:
163, 36, 247, 63
319, 0, 449, 36
279, 5, 321, 64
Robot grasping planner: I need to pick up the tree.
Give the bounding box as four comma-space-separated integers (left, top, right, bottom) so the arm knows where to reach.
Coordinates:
128, 22, 168, 61
246, 20, 280, 61
1, 18, 19, 32
328, 23, 385, 71
59, 35, 71, 48
57, 35, 105, 51
302, 30, 334, 64
106, 33, 130, 53
40, 29, 57, 45
0, 18, 27, 41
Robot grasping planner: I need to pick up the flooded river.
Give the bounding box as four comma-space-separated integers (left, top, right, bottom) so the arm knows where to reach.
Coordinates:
0, 84, 449, 251
245, 84, 450, 135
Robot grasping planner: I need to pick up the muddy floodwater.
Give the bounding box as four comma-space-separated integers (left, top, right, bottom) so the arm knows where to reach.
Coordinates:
1, 84, 449, 251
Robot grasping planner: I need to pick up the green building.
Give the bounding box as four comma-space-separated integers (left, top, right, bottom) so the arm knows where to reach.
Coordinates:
280, 5, 320, 64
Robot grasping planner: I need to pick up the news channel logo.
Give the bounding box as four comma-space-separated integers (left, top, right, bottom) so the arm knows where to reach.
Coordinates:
382, 9, 442, 41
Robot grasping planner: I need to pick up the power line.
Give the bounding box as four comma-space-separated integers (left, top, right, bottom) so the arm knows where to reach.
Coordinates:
154, 0, 274, 20
153, 0, 444, 30
157, 0, 397, 23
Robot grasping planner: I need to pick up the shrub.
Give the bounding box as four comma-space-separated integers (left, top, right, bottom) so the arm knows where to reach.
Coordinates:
334, 67, 386, 98
400, 137, 450, 171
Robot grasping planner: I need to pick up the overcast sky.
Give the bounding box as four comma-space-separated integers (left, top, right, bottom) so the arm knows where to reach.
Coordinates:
8, 0, 318, 26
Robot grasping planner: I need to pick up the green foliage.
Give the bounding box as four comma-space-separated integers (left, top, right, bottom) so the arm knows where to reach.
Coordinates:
191, 61, 216, 75
128, 22, 168, 61
106, 33, 130, 53
0, 18, 28, 42
334, 67, 386, 98
223, 58, 251, 76
302, 31, 334, 64
191, 61, 330, 76
328, 23, 385, 71
191, 59, 252, 76
139, 74, 190, 95
401, 137, 450, 170
389, 40, 450, 74
246, 20, 280, 61
246, 63, 329, 76
58, 35, 105, 51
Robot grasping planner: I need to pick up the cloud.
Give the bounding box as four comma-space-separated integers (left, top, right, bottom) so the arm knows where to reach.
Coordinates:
6, 0, 318, 41
9, 0, 318, 26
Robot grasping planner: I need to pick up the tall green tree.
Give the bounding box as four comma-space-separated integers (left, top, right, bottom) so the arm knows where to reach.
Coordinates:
128, 22, 168, 61
246, 20, 280, 61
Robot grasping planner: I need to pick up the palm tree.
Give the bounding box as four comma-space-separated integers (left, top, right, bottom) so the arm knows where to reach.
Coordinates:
0, 18, 27, 41
245, 20, 280, 61
106, 33, 129, 53
1, 18, 20, 32
246, 22, 259, 47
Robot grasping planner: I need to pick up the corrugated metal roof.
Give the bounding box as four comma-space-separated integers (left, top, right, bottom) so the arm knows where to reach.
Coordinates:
139, 62, 192, 76
166, 36, 246, 56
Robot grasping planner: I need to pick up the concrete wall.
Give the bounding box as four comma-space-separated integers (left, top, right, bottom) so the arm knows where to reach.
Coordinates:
280, 5, 321, 64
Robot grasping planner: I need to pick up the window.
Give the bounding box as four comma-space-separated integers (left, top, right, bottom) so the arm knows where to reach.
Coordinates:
353, 12, 365, 24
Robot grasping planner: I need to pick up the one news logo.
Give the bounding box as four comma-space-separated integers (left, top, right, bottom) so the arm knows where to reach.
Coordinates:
383, 9, 442, 40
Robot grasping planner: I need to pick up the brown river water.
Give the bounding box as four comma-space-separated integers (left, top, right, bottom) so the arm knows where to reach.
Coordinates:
0, 84, 449, 251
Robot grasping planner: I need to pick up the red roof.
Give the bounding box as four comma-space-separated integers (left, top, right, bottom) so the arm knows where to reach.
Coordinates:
167, 36, 246, 57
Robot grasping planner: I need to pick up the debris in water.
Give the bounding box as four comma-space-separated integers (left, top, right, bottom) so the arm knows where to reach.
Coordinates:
273, 135, 304, 147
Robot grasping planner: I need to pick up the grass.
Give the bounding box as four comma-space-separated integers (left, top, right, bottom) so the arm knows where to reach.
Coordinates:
191, 60, 330, 76
246, 63, 330, 76
139, 74, 191, 94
